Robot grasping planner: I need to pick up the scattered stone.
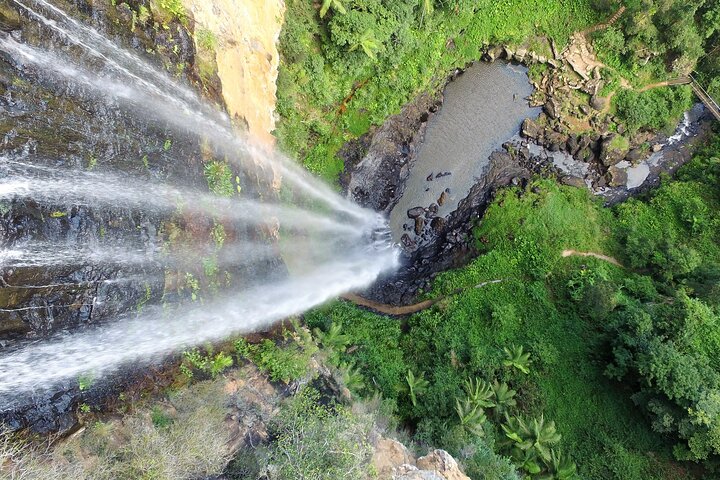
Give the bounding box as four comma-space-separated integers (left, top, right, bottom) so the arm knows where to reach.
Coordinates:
590, 95, 606, 111
427, 203, 438, 214
426, 173, 434, 181
608, 165, 628, 187
520, 118, 540, 139
579, 104, 591, 115
414, 217, 425, 235
444, 187, 451, 193
407, 207, 425, 219
625, 148, 643, 163
437, 190, 448, 206
435, 171, 451, 178
652, 143, 663, 152
561, 175, 586, 188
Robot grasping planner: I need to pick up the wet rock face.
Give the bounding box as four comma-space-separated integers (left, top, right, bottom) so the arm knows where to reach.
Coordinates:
343, 92, 441, 213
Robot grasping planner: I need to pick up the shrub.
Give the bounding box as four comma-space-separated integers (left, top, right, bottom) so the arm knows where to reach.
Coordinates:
263, 387, 374, 479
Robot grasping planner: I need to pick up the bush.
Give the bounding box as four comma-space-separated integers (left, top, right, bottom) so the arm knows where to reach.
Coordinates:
263, 387, 374, 479
613, 87, 692, 134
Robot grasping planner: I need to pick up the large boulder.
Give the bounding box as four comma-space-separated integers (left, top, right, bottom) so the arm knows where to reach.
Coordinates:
599, 133, 629, 167
608, 165, 628, 187
372, 437, 416, 478
589, 94, 606, 111
520, 118, 540, 139
416, 450, 471, 480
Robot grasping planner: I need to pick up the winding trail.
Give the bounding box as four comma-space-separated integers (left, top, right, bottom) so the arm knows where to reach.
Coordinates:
561, 249, 623, 267
342, 279, 505, 316
344, 250, 623, 316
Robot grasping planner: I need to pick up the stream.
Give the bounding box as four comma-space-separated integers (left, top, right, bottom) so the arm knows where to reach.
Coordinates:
389, 61, 540, 242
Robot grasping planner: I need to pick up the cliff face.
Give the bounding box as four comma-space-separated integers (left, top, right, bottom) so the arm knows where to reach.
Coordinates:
184, 0, 285, 145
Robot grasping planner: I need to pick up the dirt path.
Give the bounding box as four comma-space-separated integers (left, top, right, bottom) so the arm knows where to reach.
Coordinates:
344, 251, 622, 316
342, 279, 504, 316
561, 249, 623, 267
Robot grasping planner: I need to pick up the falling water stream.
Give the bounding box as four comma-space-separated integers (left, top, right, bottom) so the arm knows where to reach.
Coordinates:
0, 0, 398, 406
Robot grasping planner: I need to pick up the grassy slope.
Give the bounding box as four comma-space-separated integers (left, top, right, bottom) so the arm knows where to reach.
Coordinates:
276, 0, 600, 182
307, 179, 697, 479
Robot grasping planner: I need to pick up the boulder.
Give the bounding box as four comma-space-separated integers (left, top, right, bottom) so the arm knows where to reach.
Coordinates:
544, 97, 560, 119
520, 118, 540, 139
566, 135, 579, 156
560, 175, 586, 188
599, 133, 629, 167
579, 104, 591, 115
407, 207, 425, 219
437, 191, 448, 206
607, 165, 628, 187
430, 217, 446, 232
414, 217, 425, 235
625, 148, 643, 163
372, 437, 416, 478
589, 94, 606, 111
416, 450, 471, 480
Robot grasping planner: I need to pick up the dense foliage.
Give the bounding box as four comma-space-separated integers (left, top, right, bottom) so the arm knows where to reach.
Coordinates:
276, 0, 602, 181
307, 137, 720, 478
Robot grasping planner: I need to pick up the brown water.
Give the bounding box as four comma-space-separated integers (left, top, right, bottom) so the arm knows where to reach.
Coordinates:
389, 61, 539, 241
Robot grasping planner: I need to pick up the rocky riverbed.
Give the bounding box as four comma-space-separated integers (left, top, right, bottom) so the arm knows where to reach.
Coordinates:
345, 42, 714, 305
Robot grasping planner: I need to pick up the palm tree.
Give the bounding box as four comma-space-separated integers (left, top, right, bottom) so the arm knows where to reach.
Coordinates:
404, 370, 429, 407
542, 449, 579, 480
502, 414, 562, 463
463, 378, 495, 408
503, 344, 531, 374
349, 29, 381, 60
313, 322, 349, 365
338, 361, 365, 394
455, 397, 486, 437
319, 0, 346, 19
490, 380, 517, 418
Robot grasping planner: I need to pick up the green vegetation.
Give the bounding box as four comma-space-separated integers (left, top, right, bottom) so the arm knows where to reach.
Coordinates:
276, 0, 600, 181
234, 321, 318, 383
614, 87, 693, 134
0, 381, 230, 479
306, 137, 720, 478
204, 161, 235, 197
181, 347, 234, 380
262, 387, 373, 480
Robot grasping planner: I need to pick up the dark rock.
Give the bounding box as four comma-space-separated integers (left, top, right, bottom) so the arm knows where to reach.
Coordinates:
566, 135, 579, 155
544, 97, 560, 119
590, 95, 606, 111
414, 217, 425, 235
607, 166, 628, 187
407, 207, 425, 219
625, 148, 643, 163
599, 133, 629, 167
426, 173, 434, 181
437, 191, 448, 206
445, 187, 451, 193
430, 217, 446, 232
401, 234, 416, 248
428, 203, 438, 214
560, 175, 586, 188
520, 118, 540, 139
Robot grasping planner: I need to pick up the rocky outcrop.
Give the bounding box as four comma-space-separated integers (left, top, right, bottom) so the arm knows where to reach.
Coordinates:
183, 0, 284, 145
343, 93, 441, 212
372, 438, 471, 480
